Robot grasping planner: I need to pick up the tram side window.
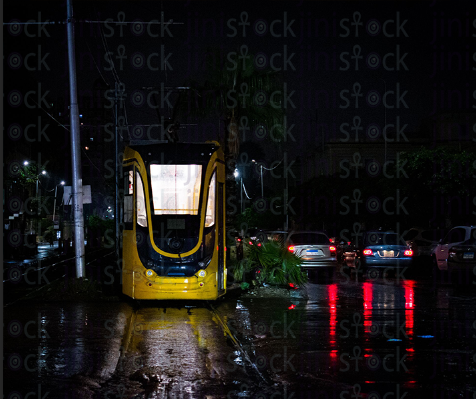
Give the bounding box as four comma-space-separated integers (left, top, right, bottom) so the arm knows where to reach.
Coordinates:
123, 170, 133, 228
136, 171, 147, 227
205, 171, 216, 228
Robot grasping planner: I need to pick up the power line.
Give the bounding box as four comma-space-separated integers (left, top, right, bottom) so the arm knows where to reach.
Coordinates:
3, 20, 184, 25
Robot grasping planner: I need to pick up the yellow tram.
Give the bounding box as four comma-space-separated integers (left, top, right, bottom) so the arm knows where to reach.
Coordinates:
121, 141, 226, 300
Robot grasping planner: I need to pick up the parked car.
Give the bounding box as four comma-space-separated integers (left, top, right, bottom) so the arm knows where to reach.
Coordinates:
432, 226, 476, 271
336, 240, 357, 266
260, 230, 288, 246
285, 231, 337, 276
446, 237, 476, 283
350, 230, 414, 271
403, 228, 445, 258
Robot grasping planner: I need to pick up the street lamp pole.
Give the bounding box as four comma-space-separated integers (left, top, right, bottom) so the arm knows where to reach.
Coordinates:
240, 177, 243, 213
252, 160, 264, 198
260, 165, 263, 198
52, 181, 65, 232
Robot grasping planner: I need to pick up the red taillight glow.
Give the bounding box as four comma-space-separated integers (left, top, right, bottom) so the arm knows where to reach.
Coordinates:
288, 304, 296, 310
329, 246, 336, 252
404, 250, 413, 256
288, 246, 295, 252
363, 249, 373, 256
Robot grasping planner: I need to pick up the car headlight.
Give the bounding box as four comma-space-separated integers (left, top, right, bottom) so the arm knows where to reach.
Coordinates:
146, 269, 154, 277
198, 270, 206, 278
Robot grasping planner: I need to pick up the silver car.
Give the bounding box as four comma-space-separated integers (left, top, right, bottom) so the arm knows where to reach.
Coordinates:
285, 231, 337, 273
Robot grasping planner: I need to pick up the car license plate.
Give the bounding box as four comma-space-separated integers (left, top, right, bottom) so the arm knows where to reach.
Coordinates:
307, 249, 319, 254
463, 252, 474, 259
383, 250, 394, 257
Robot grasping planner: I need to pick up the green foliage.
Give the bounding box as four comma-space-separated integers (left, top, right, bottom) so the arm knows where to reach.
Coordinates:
174, 48, 286, 144
240, 282, 250, 291
399, 147, 476, 196
227, 258, 254, 282
43, 226, 55, 242
234, 207, 284, 232
244, 241, 307, 286
87, 215, 114, 233
18, 163, 42, 186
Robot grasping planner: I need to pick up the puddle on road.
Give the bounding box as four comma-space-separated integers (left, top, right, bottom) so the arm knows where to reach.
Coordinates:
222, 278, 476, 398
4, 278, 476, 399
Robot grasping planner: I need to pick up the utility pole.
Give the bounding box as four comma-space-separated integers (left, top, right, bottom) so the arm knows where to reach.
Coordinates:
66, 0, 86, 278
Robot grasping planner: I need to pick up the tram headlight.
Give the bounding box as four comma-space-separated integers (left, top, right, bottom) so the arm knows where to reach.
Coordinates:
198, 270, 206, 278
146, 269, 154, 277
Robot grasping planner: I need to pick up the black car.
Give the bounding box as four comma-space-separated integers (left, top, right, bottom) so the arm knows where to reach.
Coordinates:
447, 237, 476, 283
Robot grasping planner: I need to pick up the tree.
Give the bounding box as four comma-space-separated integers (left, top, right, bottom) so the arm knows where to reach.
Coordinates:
385, 147, 476, 227
173, 49, 286, 228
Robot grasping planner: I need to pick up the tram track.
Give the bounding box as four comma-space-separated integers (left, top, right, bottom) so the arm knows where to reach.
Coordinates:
206, 301, 277, 393
3, 249, 116, 307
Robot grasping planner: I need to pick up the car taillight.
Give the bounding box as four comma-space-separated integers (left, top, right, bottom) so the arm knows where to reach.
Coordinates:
363, 249, 373, 256
288, 245, 295, 252
404, 250, 413, 256
329, 245, 336, 252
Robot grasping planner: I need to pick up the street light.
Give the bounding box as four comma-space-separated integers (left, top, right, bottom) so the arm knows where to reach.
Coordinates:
35, 170, 47, 200
235, 169, 243, 214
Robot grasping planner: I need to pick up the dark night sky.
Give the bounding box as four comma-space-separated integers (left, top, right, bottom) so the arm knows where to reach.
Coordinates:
4, 0, 475, 159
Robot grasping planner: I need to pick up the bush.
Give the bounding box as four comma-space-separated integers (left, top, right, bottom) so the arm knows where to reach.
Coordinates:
244, 241, 307, 286
227, 258, 255, 283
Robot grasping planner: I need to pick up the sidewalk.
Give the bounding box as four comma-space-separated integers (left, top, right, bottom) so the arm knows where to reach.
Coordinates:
4, 241, 87, 270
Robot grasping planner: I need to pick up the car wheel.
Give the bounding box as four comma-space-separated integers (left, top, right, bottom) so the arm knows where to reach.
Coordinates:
431, 256, 446, 283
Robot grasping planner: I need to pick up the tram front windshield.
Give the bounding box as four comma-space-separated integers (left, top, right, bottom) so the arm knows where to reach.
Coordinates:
150, 164, 202, 215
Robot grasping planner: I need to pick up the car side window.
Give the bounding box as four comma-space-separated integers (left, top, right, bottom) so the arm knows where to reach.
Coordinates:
442, 228, 466, 244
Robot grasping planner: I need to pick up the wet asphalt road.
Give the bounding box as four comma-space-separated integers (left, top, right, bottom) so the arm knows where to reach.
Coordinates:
4, 267, 476, 399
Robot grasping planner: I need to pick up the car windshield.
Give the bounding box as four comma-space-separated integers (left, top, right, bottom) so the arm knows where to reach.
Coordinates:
288, 233, 329, 245
365, 233, 400, 246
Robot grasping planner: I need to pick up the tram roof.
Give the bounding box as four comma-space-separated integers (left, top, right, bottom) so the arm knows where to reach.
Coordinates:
126, 140, 222, 163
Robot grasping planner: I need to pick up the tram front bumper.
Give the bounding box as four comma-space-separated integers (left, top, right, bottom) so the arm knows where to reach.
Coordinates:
127, 270, 220, 300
